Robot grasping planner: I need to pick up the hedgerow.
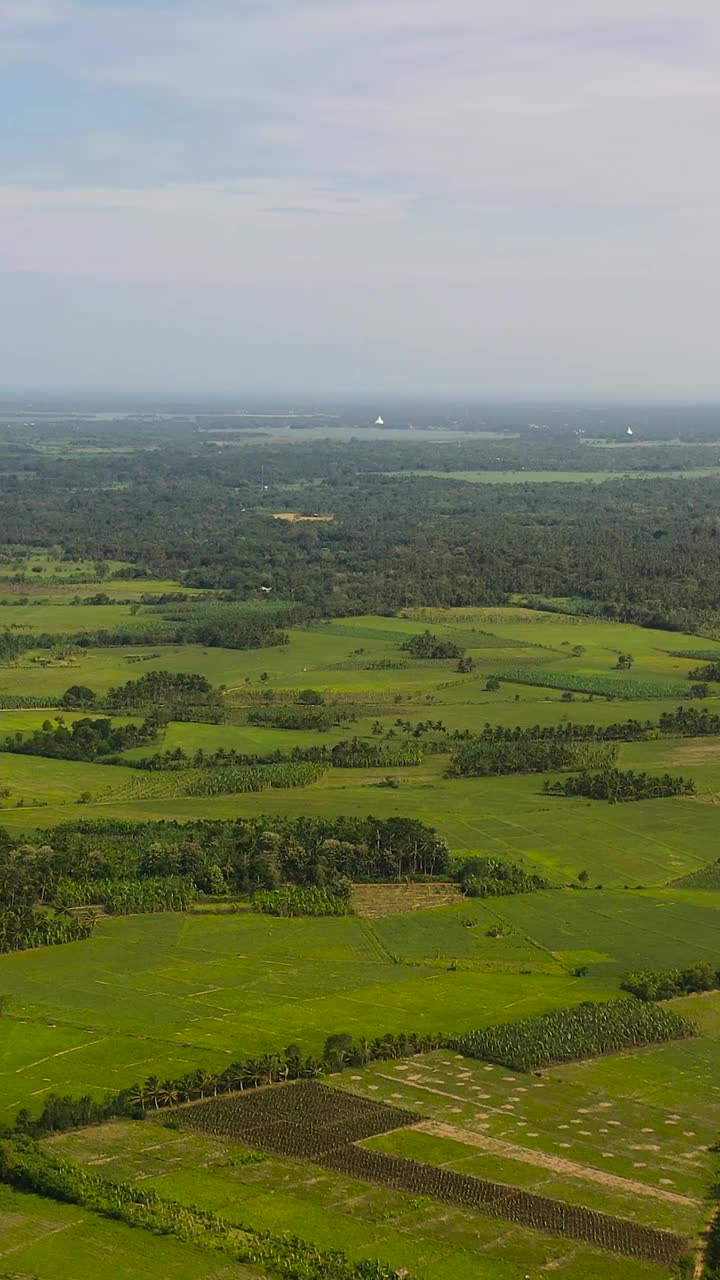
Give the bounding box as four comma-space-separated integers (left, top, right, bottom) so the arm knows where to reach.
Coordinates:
131, 739, 423, 772
0, 1140, 402, 1280
455, 856, 548, 898
324, 1146, 686, 1266
247, 705, 356, 730
448, 739, 617, 777
452, 1000, 694, 1070
543, 768, 695, 802
621, 961, 720, 1001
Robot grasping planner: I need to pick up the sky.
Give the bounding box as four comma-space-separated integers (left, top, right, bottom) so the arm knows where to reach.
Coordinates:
1, 0, 720, 398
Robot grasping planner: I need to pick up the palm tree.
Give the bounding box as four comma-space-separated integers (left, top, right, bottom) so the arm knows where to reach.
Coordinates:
258, 1053, 281, 1085
175, 1073, 195, 1103
144, 1075, 162, 1109
129, 1082, 149, 1112
158, 1078, 180, 1108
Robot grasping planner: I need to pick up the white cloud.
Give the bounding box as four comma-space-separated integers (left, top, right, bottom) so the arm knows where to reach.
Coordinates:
2, 0, 720, 393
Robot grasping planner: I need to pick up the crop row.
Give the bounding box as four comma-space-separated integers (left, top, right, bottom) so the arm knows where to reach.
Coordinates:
184, 762, 325, 795
324, 1146, 687, 1265
179, 1080, 416, 1159
252, 885, 352, 917
453, 999, 694, 1071
501, 667, 689, 698
448, 739, 618, 777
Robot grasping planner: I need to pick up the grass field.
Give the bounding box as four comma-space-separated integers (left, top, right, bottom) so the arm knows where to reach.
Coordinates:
0, 1183, 261, 1279
0, 911, 614, 1117
0, 600, 154, 633
368, 888, 720, 976
339, 1045, 715, 1231
1, 600, 720, 1279
0, 750, 140, 806
45, 1121, 665, 1280
2, 757, 717, 888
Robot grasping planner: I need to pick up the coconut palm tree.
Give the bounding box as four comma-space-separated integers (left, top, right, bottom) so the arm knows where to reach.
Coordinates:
143, 1075, 162, 1109
158, 1078, 180, 1108
128, 1082, 149, 1111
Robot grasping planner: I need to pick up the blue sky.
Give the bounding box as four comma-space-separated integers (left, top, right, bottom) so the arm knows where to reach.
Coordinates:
1, 0, 719, 396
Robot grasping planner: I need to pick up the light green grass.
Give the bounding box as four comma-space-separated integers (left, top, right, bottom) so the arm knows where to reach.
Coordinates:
46, 1121, 663, 1280
0, 912, 612, 1116
0, 600, 152, 633
3, 764, 716, 887
367, 889, 720, 976
369, 902, 561, 971
0, 1183, 260, 1279
338, 1048, 715, 1213
0, 750, 140, 806
438, 889, 720, 974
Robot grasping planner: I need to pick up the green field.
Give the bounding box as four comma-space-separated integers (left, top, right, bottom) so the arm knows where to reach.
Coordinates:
0, 1183, 260, 1279
42, 1121, 663, 1280
368, 888, 720, 976
2, 599, 720, 1279
2, 754, 717, 888
339, 1042, 717, 1231
0, 911, 613, 1117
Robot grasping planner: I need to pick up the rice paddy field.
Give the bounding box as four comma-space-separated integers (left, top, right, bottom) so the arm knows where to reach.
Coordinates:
0, 910, 611, 1118
41, 1119, 667, 1280
0, 1182, 262, 1280
2, 591, 720, 1278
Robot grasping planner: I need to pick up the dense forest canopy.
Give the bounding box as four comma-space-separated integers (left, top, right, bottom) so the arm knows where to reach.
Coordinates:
3, 415, 720, 628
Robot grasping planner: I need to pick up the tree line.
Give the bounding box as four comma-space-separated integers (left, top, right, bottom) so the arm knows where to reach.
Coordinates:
0, 816, 452, 907
129, 738, 424, 772
543, 768, 695, 802
9, 428, 720, 625
448, 739, 618, 777
2, 716, 157, 762
621, 961, 720, 1001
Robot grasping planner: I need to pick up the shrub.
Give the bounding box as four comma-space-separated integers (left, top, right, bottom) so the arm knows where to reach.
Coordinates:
399, 630, 462, 659
621, 961, 720, 1001
449, 740, 617, 777
252, 886, 352, 917
543, 768, 695, 802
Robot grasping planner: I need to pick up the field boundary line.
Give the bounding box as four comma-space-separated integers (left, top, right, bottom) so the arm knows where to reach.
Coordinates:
356, 919, 396, 963
0, 1217, 85, 1260
414, 1120, 700, 1208
693, 1202, 720, 1279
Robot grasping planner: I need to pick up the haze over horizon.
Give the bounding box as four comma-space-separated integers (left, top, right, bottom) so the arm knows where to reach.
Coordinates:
2, 1, 720, 398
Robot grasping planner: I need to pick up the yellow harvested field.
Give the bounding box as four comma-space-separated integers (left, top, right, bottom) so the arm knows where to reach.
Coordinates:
272, 511, 334, 522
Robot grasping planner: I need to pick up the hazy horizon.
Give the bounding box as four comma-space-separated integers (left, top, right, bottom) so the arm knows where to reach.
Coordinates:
3, 1, 720, 398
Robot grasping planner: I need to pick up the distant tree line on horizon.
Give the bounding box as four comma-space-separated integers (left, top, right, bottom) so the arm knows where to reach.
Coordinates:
6, 431, 720, 627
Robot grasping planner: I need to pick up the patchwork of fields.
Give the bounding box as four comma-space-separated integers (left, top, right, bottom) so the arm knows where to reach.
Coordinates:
2, 586, 720, 1279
